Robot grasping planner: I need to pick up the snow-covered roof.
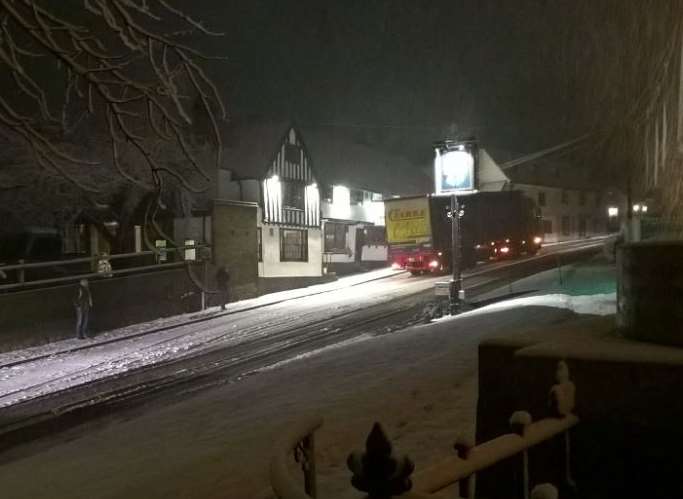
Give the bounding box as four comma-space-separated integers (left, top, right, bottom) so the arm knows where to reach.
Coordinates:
487, 149, 597, 191
220, 120, 297, 180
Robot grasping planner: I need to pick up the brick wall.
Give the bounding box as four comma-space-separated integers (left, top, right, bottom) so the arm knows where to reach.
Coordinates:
212, 200, 259, 299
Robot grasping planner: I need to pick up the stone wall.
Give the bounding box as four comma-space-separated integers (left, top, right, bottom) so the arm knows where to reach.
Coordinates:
477, 315, 683, 499
256, 274, 336, 295
212, 200, 259, 300
0, 267, 201, 352
617, 241, 683, 345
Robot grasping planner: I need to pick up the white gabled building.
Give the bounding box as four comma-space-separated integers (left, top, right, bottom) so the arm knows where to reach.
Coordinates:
213, 121, 325, 292
479, 150, 607, 243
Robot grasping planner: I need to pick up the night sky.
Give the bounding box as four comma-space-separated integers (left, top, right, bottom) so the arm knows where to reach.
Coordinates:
191, 0, 596, 164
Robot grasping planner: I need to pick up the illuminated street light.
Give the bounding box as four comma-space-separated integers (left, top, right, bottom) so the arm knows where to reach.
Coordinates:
641, 204, 648, 213
607, 206, 619, 217
632, 204, 641, 213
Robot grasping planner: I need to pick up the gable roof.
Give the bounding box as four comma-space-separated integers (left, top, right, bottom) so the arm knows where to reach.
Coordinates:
300, 127, 431, 196
488, 150, 596, 191
220, 120, 297, 180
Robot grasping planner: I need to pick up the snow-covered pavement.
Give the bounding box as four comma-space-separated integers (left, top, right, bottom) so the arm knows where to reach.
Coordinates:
0, 269, 444, 410
0, 289, 616, 499
0, 240, 606, 416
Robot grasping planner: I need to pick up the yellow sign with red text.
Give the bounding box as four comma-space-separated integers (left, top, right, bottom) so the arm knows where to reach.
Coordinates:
385, 197, 432, 244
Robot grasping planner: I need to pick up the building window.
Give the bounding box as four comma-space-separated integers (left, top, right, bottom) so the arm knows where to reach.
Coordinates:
280, 229, 308, 262
351, 189, 364, 205
324, 222, 347, 252
321, 184, 333, 202
257, 227, 263, 262
285, 143, 301, 164
543, 219, 553, 234
371, 192, 383, 202
579, 191, 586, 206
364, 226, 387, 246
561, 190, 569, 204
561, 216, 571, 236
283, 181, 305, 210
538, 191, 546, 207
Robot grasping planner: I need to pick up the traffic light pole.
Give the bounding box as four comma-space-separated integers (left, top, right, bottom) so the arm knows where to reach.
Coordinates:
450, 193, 462, 315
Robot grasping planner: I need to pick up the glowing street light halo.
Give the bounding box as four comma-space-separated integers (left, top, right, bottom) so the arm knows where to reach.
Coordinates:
434, 143, 477, 195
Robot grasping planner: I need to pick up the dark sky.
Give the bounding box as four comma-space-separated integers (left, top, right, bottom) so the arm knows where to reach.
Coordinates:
189, 1, 609, 164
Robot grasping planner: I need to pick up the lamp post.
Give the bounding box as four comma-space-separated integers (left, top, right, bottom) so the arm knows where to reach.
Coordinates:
450, 193, 462, 315
434, 137, 477, 315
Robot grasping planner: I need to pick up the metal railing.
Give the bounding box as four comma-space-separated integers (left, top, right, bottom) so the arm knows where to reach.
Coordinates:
270, 416, 322, 499
269, 360, 576, 499
0, 244, 210, 292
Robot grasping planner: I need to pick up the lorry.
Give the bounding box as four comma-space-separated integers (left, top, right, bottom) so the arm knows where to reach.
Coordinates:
384, 191, 542, 275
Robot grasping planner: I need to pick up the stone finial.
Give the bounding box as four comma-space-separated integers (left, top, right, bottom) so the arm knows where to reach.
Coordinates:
347, 422, 414, 499
530, 483, 559, 499
550, 360, 576, 417
509, 411, 533, 436
453, 434, 474, 459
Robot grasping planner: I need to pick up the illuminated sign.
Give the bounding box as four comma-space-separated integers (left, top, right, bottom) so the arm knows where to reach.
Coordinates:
434, 148, 476, 195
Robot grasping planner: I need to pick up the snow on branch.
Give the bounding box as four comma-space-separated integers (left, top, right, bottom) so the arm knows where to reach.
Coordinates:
0, 0, 227, 199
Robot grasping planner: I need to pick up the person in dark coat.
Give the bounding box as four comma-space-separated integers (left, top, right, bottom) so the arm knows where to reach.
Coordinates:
216, 266, 230, 311
74, 279, 93, 339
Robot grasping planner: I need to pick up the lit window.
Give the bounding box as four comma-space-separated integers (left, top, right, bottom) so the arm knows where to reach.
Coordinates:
324, 223, 347, 252
280, 229, 308, 262
283, 181, 305, 210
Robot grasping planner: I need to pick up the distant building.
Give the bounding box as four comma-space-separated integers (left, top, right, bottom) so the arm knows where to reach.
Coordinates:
194, 121, 324, 295
302, 128, 431, 275
480, 151, 607, 243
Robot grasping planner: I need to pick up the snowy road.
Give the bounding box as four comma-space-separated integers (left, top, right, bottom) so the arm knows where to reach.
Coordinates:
0, 277, 615, 499
0, 238, 603, 436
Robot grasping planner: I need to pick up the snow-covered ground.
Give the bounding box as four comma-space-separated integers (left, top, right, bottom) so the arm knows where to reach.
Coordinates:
0, 267, 403, 366
0, 257, 617, 499
0, 269, 446, 408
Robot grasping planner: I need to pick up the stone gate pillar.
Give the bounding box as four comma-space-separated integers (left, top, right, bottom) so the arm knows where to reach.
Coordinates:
617, 241, 683, 345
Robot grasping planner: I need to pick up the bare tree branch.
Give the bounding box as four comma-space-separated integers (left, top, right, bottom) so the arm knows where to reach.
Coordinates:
0, 0, 228, 236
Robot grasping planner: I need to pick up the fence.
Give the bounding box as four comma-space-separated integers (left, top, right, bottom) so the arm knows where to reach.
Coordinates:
270, 360, 576, 499
640, 217, 683, 241
0, 244, 210, 293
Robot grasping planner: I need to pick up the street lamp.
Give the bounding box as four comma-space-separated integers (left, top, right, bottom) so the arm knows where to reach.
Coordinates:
433, 138, 478, 315
607, 206, 619, 218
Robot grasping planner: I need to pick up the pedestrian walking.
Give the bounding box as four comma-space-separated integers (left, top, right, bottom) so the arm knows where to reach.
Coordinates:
74, 279, 93, 339
216, 266, 230, 311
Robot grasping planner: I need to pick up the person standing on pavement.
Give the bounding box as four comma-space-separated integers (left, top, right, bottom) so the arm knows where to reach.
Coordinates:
216, 266, 230, 311
74, 279, 93, 339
